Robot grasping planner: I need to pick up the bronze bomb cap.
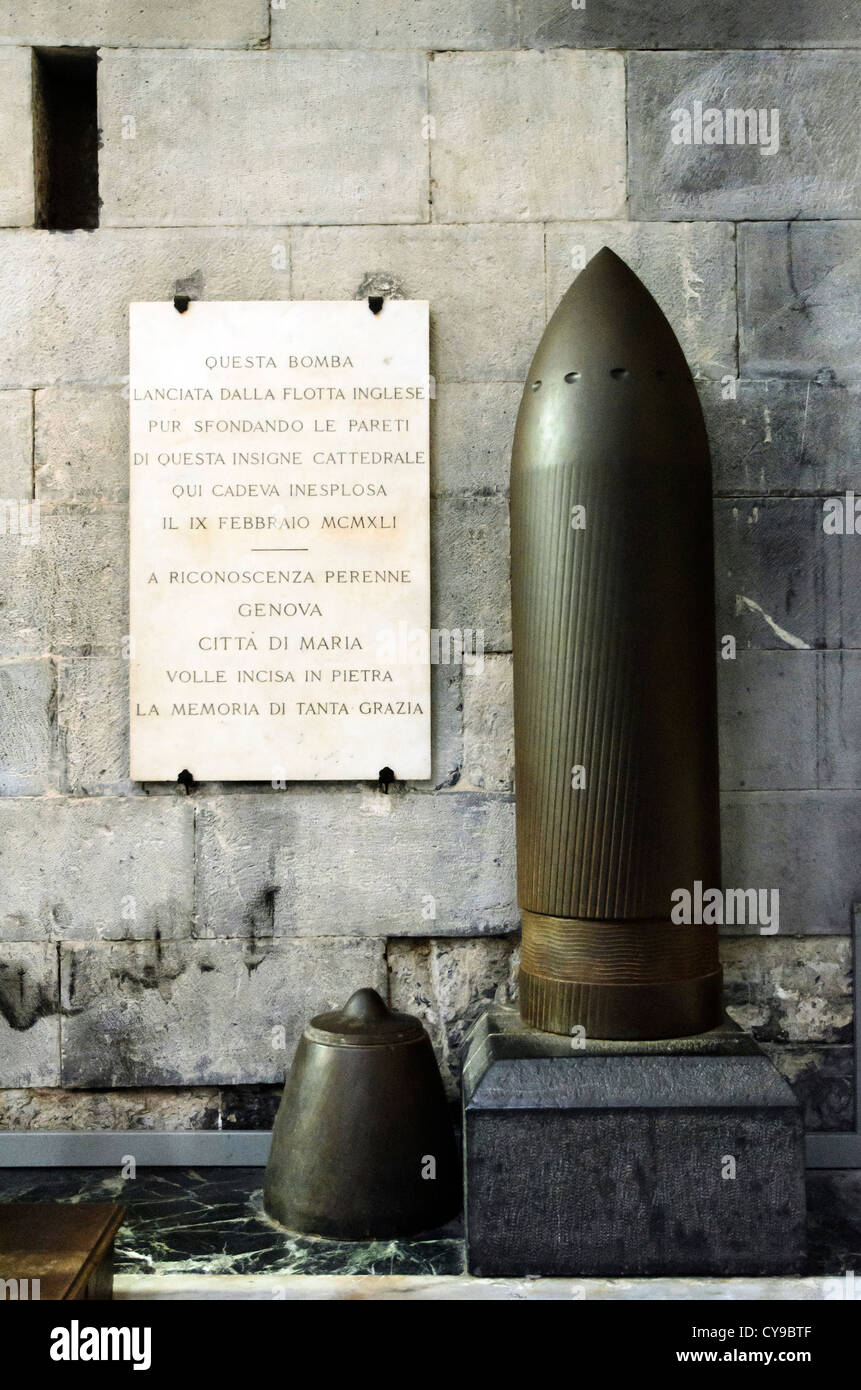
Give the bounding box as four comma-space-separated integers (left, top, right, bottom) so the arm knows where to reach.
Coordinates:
305, 987, 425, 1046
263, 988, 460, 1239
510, 248, 722, 1040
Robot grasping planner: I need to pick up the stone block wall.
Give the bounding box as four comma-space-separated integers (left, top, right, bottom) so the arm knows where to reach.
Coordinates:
0, 1, 857, 1134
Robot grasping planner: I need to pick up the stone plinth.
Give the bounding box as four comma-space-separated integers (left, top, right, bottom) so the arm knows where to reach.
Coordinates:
463, 1007, 807, 1277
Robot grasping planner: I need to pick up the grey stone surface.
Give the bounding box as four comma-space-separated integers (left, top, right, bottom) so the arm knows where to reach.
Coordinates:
0, 503, 128, 660
35, 387, 128, 501
462, 654, 514, 791
423, 664, 463, 791
0, 389, 32, 497
0, 943, 59, 1086
739, 222, 861, 386
57, 658, 132, 796
545, 222, 737, 380
521, 0, 861, 49
838, 541, 861, 650
431, 382, 520, 496
0, 48, 33, 227
291, 224, 545, 383
0, 796, 193, 941
703, 380, 861, 495
0, 0, 269, 45
822, 653, 861, 787
464, 1009, 806, 1276
714, 498, 827, 651
195, 790, 517, 938
432, 495, 510, 653
763, 1044, 856, 1133
272, 0, 518, 48
0, 229, 292, 387
720, 791, 861, 933
59, 937, 386, 1086
0, 1086, 221, 1130
629, 53, 861, 221
0, 658, 59, 795
721, 936, 852, 1042
429, 51, 625, 223
219, 1085, 281, 1130
717, 649, 818, 790
388, 935, 518, 1095
99, 50, 428, 227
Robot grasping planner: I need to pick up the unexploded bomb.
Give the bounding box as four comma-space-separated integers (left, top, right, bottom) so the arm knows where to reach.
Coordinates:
510, 247, 722, 1040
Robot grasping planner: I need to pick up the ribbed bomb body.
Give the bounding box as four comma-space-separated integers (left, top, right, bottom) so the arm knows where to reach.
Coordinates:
511, 248, 722, 1039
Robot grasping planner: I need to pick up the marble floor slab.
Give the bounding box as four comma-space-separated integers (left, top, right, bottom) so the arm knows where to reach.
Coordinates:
0, 1166, 857, 1297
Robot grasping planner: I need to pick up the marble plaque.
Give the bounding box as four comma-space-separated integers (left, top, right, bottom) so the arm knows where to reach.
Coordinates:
129, 301, 431, 782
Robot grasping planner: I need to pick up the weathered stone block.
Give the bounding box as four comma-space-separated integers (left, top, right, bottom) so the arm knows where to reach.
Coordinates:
822, 653, 861, 788
0, 504, 128, 660
0, 390, 32, 496
462, 654, 514, 792
195, 789, 517, 938
0, 943, 59, 1086
431, 382, 520, 496
717, 649, 818, 791
714, 498, 825, 651
0, 0, 269, 45
545, 222, 737, 380
57, 657, 131, 795
219, 1085, 281, 1130
763, 1044, 856, 1132
0, 796, 193, 941
0, 659, 59, 795
721, 936, 852, 1042
703, 380, 861, 495
739, 222, 861, 386
721, 791, 861, 933
99, 50, 428, 227
424, 663, 463, 790
0, 1086, 220, 1130
290, 224, 545, 382
837, 536, 861, 649
429, 51, 625, 223
0, 229, 292, 387
59, 937, 386, 1086
628, 53, 861, 220
47, 509, 127, 659
432, 495, 510, 653
0, 49, 33, 226
464, 1009, 807, 1276
35, 387, 128, 501
388, 935, 518, 1096
272, 0, 518, 48
521, 0, 861, 49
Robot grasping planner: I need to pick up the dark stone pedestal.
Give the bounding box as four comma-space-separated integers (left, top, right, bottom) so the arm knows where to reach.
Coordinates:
463, 1007, 807, 1277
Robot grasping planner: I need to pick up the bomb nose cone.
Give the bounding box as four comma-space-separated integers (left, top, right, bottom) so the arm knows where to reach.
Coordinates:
537, 245, 688, 370
510, 247, 721, 1040
514, 246, 708, 485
